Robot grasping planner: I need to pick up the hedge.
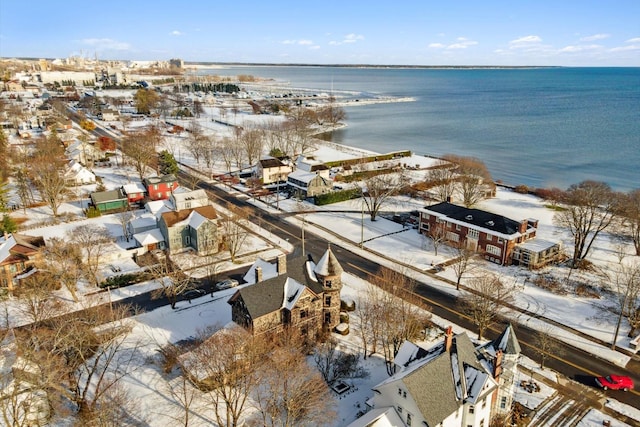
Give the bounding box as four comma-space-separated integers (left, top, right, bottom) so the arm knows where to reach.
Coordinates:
315, 188, 361, 206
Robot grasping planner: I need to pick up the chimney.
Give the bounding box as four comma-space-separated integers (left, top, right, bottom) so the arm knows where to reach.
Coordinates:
493, 349, 503, 379
277, 254, 286, 275
255, 266, 263, 283
519, 220, 528, 234
444, 326, 453, 353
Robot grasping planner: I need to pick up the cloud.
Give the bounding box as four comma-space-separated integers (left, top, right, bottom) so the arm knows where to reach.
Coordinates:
610, 44, 640, 52
579, 33, 610, 42
80, 38, 131, 51
329, 33, 365, 45
282, 39, 314, 46
509, 35, 542, 45
428, 37, 477, 50
559, 44, 602, 53
625, 37, 640, 43
170, 30, 183, 36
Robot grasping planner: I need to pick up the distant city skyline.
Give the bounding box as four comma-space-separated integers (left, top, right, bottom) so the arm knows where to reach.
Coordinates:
1, 1, 638, 67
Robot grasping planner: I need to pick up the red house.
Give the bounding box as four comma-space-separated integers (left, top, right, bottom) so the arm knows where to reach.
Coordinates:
143, 174, 179, 201
121, 183, 147, 205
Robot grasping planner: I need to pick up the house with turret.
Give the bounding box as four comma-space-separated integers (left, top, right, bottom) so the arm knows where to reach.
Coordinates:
228, 247, 343, 339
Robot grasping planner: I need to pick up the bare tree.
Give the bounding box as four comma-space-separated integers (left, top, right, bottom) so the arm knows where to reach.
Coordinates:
355, 282, 382, 359
183, 326, 262, 427
70, 225, 114, 287
30, 132, 68, 217
427, 221, 447, 256
40, 237, 84, 302
240, 128, 263, 167
164, 372, 199, 427
360, 171, 407, 221
619, 189, 640, 256
185, 121, 207, 165
610, 261, 640, 343
369, 267, 431, 375
221, 206, 251, 262
116, 205, 135, 242
426, 160, 457, 202
122, 131, 158, 180
252, 344, 336, 427
313, 338, 366, 384
14, 271, 64, 325
531, 325, 562, 370
449, 241, 479, 290
460, 274, 515, 339
555, 180, 619, 267
150, 253, 193, 309
444, 155, 494, 208
22, 303, 138, 419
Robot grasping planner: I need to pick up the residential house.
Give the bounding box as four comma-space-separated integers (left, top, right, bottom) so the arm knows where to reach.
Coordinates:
351, 327, 500, 427
228, 248, 343, 339
65, 138, 102, 166
98, 109, 120, 121
511, 239, 562, 269
419, 202, 539, 266
89, 188, 128, 213
169, 189, 209, 211
287, 170, 332, 199
122, 183, 146, 205
295, 154, 330, 179
0, 233, 46, 291
143, 174, 179, 201
158, 205, 219, 255
64, 160, 96, 186
255, 157, 292, 185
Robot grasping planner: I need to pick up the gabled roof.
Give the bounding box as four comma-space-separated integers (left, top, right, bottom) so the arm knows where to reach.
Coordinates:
374, 333, 496, 427
143, 174, 178, 185
228, 254, 325, 318
259, 157, 286, 168
288, 169, 321, 184
90, 188, 126, 204
160, 205, 218, 228
480, 323, 522, 356
423, 201, 525, 236
122, 183, 146, 195
0, 234, 45, 264
243, 258, 279, 285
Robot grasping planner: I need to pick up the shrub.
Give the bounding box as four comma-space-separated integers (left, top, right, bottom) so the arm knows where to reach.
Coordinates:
85, 206, 101, 218
100, 272, 147, 289
315, 188, 361, 206
514, 185, 529, 194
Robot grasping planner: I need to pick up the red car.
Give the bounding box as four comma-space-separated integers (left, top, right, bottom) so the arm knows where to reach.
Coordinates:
595, 375, 634, 391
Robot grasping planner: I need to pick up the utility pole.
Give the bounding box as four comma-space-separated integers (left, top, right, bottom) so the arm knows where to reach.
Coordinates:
360, 199, 364, 248
301, 214, 305, 257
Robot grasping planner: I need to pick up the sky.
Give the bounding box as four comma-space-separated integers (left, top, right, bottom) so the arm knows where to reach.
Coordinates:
0, 1, 638, 66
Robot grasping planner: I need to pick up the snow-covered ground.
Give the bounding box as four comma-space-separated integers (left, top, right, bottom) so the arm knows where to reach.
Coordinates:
4, 85, 640, 425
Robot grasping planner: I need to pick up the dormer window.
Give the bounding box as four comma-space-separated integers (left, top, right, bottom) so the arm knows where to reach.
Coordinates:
465, 215, 473, 220
486, 220, 494, 226
325, 280, 332, 288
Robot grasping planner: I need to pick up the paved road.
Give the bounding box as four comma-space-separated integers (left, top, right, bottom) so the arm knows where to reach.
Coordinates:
187, 174, 640, 409
67, 117, 640, 410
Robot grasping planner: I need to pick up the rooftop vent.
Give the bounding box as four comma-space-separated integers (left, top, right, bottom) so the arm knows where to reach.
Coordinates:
465, 215, 473, 220
486, 221, 495, 226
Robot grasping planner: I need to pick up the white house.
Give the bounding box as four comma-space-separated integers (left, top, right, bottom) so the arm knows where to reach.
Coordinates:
63, 160, 96, 186
352, 327, 503, 427
169, 189, 209, 211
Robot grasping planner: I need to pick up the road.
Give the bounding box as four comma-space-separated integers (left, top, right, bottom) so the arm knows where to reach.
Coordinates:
73, 118, 640, 409
187, 173, 640, 409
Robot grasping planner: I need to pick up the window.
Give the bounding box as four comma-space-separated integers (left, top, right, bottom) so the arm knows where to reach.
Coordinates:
486, 245, 501, 256
482, 397, 487, 408
325, 280, 332, 288
398, 388, 402, 395
469, 405, 475, 414
486, 234, 492, 241
300, 309, 308, 319
185, 202, 191, 209
324, 312, 331, 324
500, 396, 507, 409
403, 391, 407, 398
468, 229, 479, 239
446, 231, 459, 242
480, 419, 485, 427
406, 413, 412, 426
324, 295, 331, 306
397, 406, 402, 414
456, 224, 461, 231
497, 237, 503, 244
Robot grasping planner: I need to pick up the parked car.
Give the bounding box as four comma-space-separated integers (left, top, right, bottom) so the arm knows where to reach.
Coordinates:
182, 289, 205, 301
595, 375, 634, 391
215, 279, 239, 290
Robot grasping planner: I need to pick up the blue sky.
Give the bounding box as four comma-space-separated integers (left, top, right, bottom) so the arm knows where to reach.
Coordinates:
1, 1, 638, 66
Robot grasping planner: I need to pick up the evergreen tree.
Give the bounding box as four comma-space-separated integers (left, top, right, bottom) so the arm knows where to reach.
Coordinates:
0, 214, 17, 234
158, 150, 180, 175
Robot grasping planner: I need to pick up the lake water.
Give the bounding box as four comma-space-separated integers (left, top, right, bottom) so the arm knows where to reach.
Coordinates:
195, 65, 640, 191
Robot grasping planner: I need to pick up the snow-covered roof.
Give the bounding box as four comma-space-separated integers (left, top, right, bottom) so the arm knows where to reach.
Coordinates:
133, 228, 164, 246
187, 211, 209, 229
346, 407, 405, 427
0, 235, 17, 263
287, 169, 318, 184
243, 258, 279, 285
129, 215, 156, 230
145, 200, 172, 216
282, 277, 306, 311
122, 183, 146, 195
516, 238, 560, 253
313, 247, 343, 277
